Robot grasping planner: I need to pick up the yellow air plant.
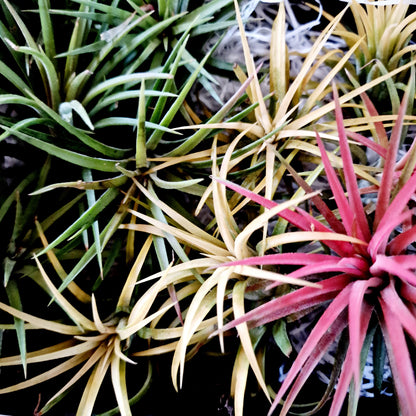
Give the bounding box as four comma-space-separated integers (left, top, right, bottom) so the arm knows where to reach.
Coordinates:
118, 134, 321, 416
319, 0, 416, 111
0, 237, 174, 416
176, 0, 415, 201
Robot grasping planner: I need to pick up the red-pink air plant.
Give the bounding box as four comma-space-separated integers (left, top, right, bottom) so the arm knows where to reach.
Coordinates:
213, 87, 416, 416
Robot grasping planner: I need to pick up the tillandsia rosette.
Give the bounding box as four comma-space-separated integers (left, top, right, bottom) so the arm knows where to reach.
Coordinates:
211, 83, 416, 416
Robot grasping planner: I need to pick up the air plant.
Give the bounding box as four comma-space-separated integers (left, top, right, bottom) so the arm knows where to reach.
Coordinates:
0, 0, 240, 319
112, 133, 324, 416
211, 85, 416, 416
176, 0, 416, 206
0, 224, 173, 416
320, 0, 416, 112
0, 0, 237, 275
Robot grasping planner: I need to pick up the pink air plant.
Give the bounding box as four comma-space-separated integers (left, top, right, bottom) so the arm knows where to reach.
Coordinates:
213, 87, 416, 416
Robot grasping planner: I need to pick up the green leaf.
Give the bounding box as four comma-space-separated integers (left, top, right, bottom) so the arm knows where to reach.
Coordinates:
81, 72, 173, 107
190, 18, 238, 36
69, 0, 137, 23
149, 173, 203, 190
30, 175, 128, 195
94, 117, 181, 135
5, 40, 60, 110
165, 68, 258, 157
2, 0, 41, 57
0, 19, 27, 74
59, 100, 95, 130
9, 186, 23, 252
89, 89, 177, 116
373, 326, 387, 396
63, 2, 91, 85
0, 60, 31, 96
148, 28, 192, 126
27, 92, 129, 158
37, 192, 85, 237
272, 320, 292, 357
136, 81, 147, 169
3, 257, 16, 288
5, 279, 27, 377
0, 171, 37, 224
93, 12, 186, 82
96, 360, 153, 416
70, 11, 154, 99
55, 39, 108, 58
172, 0, 234, 35
0, 124, 122, 172
20, 156, 51, 233
56, 194, 130, 292
148, 190, 205, 285
146, 39, 219, 150
36, 187, 120, 257
83, 169, 103, 278
39, 0, 56, 62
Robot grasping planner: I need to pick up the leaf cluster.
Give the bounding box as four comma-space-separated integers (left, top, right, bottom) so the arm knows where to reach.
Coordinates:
1, 1, 416, 416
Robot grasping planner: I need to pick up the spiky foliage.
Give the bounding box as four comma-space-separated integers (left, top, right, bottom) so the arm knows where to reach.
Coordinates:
213, 86, 416, 416
178, 0, 415, 203
120, 137, 320, 397
0, 235, 162, 416
321, 0, 416, 112
1, 1, 416, 415
0, 0, 238, 413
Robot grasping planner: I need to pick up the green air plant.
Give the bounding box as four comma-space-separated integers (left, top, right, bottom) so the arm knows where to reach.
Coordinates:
0, 0, 240, 295
211, 85, 416, 416
0, 0, 237, 229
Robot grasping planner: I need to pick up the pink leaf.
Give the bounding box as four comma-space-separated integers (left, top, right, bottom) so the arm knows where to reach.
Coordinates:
267, 285, 352, 416
212, 175, 314, 231
359, 91, 389, 149
295, 209, 356, 257
214, 274, 352, 334
377, 254, 416, 268
388, 224, 416, 255
264, 256, 368, 291
372, 171, 416, 255
276, 314, 348, 416
348, 279, 381, 390
380, 280, 416, 342
368, 209, 414, 258
396, 139, 416, 170
316, 132, 354, 235
330, 301, 373, 416
212, 175, 355, 256
333, 85, 371, 242
399, 282, 416, 304
346, 130, 387, 160
287, 259, 367, 280
374, 91, 409, 229
219, 252, 354, 268
370, 255, 416, 286
379, 297, 416, 416
277, 146, 346, 235
211, 176, 277, 209
359, 184, 379, 195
